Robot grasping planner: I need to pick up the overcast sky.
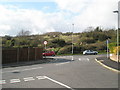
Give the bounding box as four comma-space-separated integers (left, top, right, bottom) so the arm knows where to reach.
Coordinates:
0, 0, 119, 36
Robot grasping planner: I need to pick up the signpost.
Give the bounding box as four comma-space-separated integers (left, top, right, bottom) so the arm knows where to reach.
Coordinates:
44, 41, 48, 49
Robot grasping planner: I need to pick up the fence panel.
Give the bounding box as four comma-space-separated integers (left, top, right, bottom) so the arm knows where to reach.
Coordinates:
35, 48, 43, 60
29, 48, 35, 61
2, 48, 43, 64
19, 48, 28, 62
2, 48, 17, 64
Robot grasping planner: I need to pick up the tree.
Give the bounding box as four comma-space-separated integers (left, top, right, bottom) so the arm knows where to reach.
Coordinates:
18, 29, 31, 36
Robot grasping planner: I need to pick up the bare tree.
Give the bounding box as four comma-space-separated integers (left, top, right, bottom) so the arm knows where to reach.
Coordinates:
18, 29, 31, 36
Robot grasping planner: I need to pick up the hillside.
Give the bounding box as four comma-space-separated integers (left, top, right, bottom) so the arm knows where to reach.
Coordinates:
2, 27, 119, 55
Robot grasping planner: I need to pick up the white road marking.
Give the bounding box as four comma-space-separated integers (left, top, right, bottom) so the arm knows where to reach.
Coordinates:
23, 77, 35, 82
71, 56, 74, 60
10, 79, 20, 83
2, 70, 20, 73
87, 58, 90, 61
56, 62, 70, 66
21, 67, 43, 71
2, 67, 43, 73
36, 76, 46, 80
79, 58, 81, 61
55, 56, 72, 59
0, 80, 6, 84
45, 76, 74, 90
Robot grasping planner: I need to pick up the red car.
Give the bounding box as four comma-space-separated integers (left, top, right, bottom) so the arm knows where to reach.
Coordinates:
42, 51, 55, 56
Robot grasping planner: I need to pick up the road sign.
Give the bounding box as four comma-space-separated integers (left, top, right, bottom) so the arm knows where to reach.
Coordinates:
44, 41, 48, 45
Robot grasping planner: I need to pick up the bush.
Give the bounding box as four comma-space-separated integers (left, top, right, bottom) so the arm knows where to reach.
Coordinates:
83, 44, 97, 51
51, 39, 66, 47
57, 45, 85, 55
113, 46, 120, 55
81, 37, 96, 44
49, 48, 60, 54
57, 45, 72, 55
109, 42, 117, 53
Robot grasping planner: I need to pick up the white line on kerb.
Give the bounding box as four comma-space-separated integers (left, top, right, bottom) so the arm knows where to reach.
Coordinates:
21, 67, 43, 71
2, 70, 20, 73
56, 62, 70, 65
2, 67, 43, 73
45, 76, 74, 90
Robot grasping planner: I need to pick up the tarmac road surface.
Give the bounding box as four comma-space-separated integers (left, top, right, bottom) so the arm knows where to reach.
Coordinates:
1, 54, 118, 89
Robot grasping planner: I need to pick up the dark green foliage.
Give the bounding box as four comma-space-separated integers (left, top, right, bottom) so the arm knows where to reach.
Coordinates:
80, 37, 96, 44
50, 39, 66, 47
57, 45, 72, 54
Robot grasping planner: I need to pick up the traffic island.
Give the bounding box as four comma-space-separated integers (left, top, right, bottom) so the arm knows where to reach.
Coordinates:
95, 57, 120, 73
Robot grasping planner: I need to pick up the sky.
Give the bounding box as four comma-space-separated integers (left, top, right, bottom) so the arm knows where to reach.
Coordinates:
0, 0, 119, 36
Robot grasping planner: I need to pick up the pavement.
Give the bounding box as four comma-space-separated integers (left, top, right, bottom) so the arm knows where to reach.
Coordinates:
96, 57, 120, 72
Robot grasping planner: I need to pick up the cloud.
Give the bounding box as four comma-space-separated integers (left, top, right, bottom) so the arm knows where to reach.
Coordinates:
0, 0, 119, 36
54, 0, 93, 13
0, 5, 67, 36
55, 0, 118, 30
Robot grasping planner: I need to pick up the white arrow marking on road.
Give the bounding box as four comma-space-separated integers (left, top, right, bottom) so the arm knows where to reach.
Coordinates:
36, 76, 46, 80
0, 80, 6, 84
10, 79, 21, 83
23, 77, 35, 82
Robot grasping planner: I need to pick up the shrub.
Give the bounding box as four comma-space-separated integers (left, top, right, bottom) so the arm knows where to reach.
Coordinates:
57, 45, 85, 55
109, 42, 117, 53
57, 45, 72, 55
52, 39, 66, 47
82, 38, 96, 44
113, 46, 120, 55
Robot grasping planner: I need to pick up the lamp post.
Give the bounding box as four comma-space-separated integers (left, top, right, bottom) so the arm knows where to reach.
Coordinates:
72, 24, 74, 55
71, 24, 74, 61
113, 1, 120, 62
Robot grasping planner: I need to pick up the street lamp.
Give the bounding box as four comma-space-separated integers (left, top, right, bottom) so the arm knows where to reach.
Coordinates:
113, 1, 120, 62
71, 24, 74, 61
72, 24, 74, 55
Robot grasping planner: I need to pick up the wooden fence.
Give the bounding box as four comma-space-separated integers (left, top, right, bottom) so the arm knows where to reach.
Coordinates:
2, 48, 43, 64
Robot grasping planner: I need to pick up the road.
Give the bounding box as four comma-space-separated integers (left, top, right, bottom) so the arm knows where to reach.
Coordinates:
1, 55, 118, 89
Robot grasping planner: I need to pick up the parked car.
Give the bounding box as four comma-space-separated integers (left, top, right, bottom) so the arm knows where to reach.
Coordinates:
83, 50, 98, 55
42, 51, 55, 56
